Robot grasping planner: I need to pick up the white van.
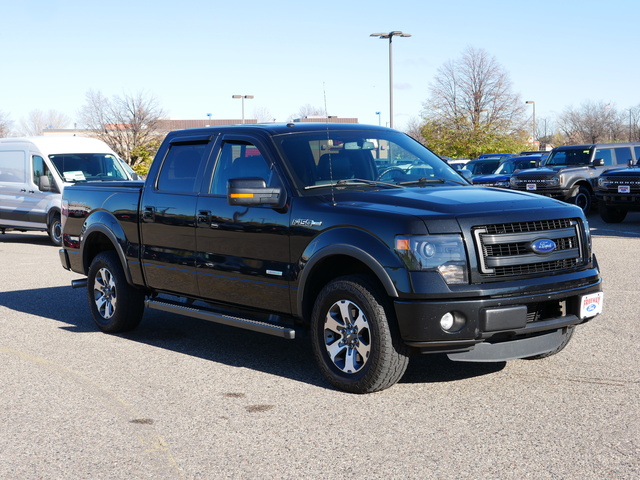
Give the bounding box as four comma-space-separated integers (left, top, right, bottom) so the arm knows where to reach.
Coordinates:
0, 136, 135, 245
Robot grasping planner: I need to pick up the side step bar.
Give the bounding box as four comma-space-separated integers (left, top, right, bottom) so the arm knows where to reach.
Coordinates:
145, 299, 296, 339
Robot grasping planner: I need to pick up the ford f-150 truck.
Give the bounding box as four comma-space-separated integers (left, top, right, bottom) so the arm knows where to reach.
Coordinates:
59, 123, 603, 393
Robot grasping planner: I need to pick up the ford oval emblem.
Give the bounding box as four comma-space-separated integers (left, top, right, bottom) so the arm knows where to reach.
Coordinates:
531, 238, 557, 254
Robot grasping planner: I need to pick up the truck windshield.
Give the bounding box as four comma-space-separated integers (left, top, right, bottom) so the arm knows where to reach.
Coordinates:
49, 153, 129, 182
546, 148, 593, 166
273, 129, 466, 192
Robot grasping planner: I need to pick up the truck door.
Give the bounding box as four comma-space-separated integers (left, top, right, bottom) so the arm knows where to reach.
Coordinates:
195, 137, 292, 314
139, 136, 213, 297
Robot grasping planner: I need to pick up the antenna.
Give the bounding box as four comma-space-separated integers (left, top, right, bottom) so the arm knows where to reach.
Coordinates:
323, 82, 336, 206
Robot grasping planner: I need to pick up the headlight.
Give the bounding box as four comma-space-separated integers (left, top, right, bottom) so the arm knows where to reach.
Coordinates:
548, 175, 560, 187
598, 177, 610, 188
509, 177, 518, 187
395, 234, 469, 284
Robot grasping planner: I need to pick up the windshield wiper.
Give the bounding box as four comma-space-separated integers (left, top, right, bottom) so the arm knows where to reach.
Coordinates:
305, 178, 403, 190
399, 176, 468, 187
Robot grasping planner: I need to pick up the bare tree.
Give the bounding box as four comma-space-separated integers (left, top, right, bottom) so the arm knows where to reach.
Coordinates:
557, 101, 623, 144
253, 106, 275, 123
419, 46, 528, 158
0, 110, 12, 137
627, 104, 640, 142
288, 104, 327, 122
78, 90, 166, 165
425, 46, 527, 134
18, 109, 71, 136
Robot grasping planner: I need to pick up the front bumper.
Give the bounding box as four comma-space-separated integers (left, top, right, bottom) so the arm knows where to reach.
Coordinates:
595, 193, 640, 209
394, 276, 602, 359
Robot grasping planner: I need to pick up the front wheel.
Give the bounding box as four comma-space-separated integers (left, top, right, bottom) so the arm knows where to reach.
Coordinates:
525, 327, 575, 360
598, 203, 627, 223
570, 185, 592, 214
311, 275, 409, 394
47, 214, 62, 246
87, 251, 145, 333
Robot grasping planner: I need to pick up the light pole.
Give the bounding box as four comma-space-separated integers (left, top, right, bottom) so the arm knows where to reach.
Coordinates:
370, 31, 411, 129
232, 95, 254, 124
525, 100, 536, 148
376, 111, 381, 126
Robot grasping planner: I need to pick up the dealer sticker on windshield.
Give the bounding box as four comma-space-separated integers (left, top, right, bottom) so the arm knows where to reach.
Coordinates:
580, 292, 603, 319
618, 185, 630, 193
526, 184, 537, 191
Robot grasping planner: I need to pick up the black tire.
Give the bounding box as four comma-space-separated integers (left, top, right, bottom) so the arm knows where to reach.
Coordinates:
87, 251, 145, 333
311, 275, 409, 394
598, 203, 627, 223
525, 327, 575, 360
47, 214, 62, 246
570, 185, 592, 214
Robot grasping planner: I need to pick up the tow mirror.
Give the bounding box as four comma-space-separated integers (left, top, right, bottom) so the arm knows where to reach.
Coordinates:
227, 178, 285, 208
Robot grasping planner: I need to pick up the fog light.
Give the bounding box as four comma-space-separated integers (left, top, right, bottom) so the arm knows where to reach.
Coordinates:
440, 312, 455, 331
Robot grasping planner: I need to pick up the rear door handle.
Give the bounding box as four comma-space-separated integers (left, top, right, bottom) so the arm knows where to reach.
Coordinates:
197, 210, 211, 226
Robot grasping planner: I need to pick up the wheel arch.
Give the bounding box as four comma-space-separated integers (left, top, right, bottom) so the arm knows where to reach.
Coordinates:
295, 228, 409, 321
80, 213, 133, 284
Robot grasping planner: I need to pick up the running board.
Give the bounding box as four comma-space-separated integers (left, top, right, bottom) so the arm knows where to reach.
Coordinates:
145, 299, 296, 339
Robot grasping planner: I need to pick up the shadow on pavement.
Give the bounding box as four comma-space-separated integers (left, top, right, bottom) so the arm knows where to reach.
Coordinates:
0, 285, 504, 392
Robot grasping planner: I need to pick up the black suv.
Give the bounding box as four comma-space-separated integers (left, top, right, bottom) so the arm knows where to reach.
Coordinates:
595, 161, 640, 222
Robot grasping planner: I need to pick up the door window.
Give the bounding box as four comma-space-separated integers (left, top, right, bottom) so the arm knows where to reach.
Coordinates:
157, 143, 208, 193
209, 142, 277, 195
613, 147, 633, 165
32, 155, 56, 191
0, 150, 26, 183
594, 148, 614, 166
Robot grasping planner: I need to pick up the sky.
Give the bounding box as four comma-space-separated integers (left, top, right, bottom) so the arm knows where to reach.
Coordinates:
1, 0, 638, 133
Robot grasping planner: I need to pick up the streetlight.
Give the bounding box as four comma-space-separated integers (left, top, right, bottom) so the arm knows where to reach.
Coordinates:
370, 31, 411, 129
525, 100, 536, 148
376, 111, 381, 126
232, 95, 254, 124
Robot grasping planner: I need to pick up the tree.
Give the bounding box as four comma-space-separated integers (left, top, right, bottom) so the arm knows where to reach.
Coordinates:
626, 104, 640, 142
288, 104, 327, 122
420, 46, 529, 158
0, 110, 12, 137
78, 90, 166, 165
254, 106, 275, 123
18, 109, 71, 136
557, 101, 623, 144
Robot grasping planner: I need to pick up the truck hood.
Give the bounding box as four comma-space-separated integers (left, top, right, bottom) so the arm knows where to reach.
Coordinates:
336, 185, 567, 218
514, 165, 588, 177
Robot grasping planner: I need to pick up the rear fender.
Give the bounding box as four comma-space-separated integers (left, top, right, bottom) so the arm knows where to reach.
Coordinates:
80, 211, 133, 284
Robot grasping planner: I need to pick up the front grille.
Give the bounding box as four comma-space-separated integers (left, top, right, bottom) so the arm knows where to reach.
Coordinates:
511, 175, 555, 190
473, 218, 586, 279
600, 176, 640, 193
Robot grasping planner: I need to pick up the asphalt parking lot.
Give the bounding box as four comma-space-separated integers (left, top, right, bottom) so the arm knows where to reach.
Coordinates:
1, 212, 639, 479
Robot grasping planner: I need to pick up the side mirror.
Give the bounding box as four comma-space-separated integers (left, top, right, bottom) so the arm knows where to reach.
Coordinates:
39, 175, 58, 193
227, 178, 285, 208
592, 158, 605, 167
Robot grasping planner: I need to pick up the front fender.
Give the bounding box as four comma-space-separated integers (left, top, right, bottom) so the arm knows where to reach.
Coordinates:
295, 227, 410, 316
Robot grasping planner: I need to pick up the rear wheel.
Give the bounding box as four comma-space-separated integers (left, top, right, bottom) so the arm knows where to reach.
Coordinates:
598, 203, 627, 223
87, 251, 145, 333
311, 275, 409, 394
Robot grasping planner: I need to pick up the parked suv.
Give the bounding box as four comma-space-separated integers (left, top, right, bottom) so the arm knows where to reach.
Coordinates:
595, 159, 640, 222
509, 143, 640, 213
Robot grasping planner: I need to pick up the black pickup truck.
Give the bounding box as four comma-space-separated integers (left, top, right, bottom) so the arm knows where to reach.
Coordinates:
59, 123, 603, 393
